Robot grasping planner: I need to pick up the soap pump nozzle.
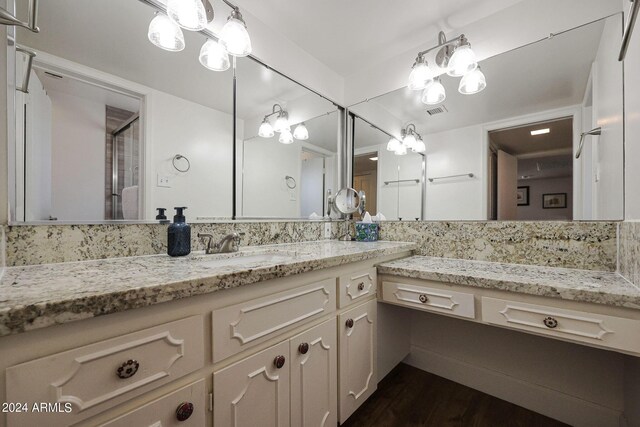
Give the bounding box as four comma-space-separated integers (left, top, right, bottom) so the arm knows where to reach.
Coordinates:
173, 206, 187, 223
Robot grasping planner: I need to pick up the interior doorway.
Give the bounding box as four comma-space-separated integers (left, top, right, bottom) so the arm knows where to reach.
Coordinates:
353, 153, 378, 219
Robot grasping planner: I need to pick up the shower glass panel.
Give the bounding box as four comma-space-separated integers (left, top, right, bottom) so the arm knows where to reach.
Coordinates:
109, 116, 140, 220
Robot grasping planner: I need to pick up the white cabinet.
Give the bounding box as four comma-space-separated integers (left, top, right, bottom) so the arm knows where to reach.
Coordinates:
338, 268, 377, 308
214, 341, 290, 427
290, 318, 338, 427
338, 299, 377, 423
382, 280, 475, 319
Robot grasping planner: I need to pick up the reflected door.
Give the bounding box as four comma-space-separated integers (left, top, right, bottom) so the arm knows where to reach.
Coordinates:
107, 111, 140, 220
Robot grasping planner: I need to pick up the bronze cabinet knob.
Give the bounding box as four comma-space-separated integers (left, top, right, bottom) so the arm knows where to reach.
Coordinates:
418, 294, 429, 303
175, 402, 194, 421
298, 343, 310, 354
357, 282, 365, 291
274, 355, 286, 369
116, 359, 139, 379
543, 316, 559, 329
345, 318, 354, 328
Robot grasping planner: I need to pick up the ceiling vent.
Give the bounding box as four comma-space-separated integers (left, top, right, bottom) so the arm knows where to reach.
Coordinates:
425, 105, 448, 116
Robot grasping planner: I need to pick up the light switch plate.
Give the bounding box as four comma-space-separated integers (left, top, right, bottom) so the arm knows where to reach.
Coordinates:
324, 222, 332, 238
157, 174, 170, 188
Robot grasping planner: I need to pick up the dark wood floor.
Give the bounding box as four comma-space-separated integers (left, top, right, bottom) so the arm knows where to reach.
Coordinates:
341, 363, 569, 427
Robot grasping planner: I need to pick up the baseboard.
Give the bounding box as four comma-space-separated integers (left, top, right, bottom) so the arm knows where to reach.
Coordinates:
406, 345, 622, 427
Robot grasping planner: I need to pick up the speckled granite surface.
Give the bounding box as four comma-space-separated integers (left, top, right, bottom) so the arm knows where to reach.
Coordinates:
378, 221, 617, 271
4, 221, 348, 266
378, 256, 640, 309
620, 221, 640, 286
0, 240, 415, 337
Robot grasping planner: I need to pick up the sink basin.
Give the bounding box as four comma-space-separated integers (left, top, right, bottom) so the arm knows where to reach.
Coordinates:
196, 252, 296, 269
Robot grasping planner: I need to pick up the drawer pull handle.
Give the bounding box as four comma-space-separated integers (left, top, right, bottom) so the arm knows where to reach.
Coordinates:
116, 359, 139, 379
274, 355, 286, 369
175, 402, 194, 421
357, 282, 365, 291
346, 318, 354, 328
298, 342, 310, 354
418, 294, 429, 303
543, 317, 559, 329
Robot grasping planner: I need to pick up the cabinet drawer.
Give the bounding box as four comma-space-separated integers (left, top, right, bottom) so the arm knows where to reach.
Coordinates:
102, 379, 206, 427
212, 278, 336, 362
5, 316, 204, 427
338, 268, 376, 308
381, 281, 475, 319
481, 297, 640, 354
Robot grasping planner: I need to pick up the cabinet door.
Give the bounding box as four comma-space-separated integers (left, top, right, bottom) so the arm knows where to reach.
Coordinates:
338, 299, 377, 423
290, 318, 337, 427
214, 341, 290, 427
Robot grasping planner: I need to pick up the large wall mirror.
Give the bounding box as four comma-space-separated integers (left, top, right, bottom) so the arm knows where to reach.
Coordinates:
9, 0, 235, 223
235, 57, 340, 219
349, 14, 624, 221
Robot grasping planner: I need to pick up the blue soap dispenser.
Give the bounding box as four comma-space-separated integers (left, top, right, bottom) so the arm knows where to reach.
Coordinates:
168, 207, 191, 257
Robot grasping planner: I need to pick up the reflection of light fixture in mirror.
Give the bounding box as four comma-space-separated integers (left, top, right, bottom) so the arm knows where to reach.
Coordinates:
220, 7, 252, 57
279, 129, 294, 144
447, 39, 477, 77
386, 138, 401, 152
274, 111, 290, 133
408, 56, 431, 90
167, 0, 208, 31
148, 13, 185, 52
199, 39, 230, 71
459, 67, 486, 95
403, 132, 417, 150
412, 135, 426, 153
531, 128, 550, 136
258, 118, 275, 138
395, 144, 408, 155
293, 123, 309, 140
395, 124, 423, 156
421, 78, 446, 105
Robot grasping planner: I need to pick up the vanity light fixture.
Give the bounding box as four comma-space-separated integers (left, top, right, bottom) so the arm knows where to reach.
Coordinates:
148, 13, 185, 52
394, 123, 425, 155
167, 0, 209, 31
258, 117, 275, 138
220, 6, 252, 57
199, 38, 230, 71
273, 110, 291, 133
409, 31, 485, 104
293, 123, 309, 140
531, 128, 551, 136
386, 137, 401, 152
258, 104, 309, 143
279, 129, 294, 144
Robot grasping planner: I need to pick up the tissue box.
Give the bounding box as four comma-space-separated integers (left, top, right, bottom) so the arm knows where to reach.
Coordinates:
355, 222, 379, 242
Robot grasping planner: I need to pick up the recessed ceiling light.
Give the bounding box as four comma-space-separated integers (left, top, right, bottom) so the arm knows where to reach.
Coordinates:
531, 128, 550, 136
369, 157, 378, 161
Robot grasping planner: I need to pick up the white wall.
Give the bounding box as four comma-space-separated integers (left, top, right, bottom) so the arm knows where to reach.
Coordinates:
593, 14, 625, 220
377, 147, 423, 220
49, 91, 105, 221
424, 125, 486, 220
300, 156, 324, 217
517, 177, 573, 220
146, 91, 234, 221
623, 0, 640, 219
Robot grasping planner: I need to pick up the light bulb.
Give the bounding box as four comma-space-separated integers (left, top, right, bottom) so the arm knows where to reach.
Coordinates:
447, 44, 477, 77
293, 123, 309, 140
148, 13, 185, 52
167, 0, 207, 31
220, 10, 252, 57
199, 39, 230, 71
459, 67, 487, 95
395, 144, 408, 156
279, 129, 294, 144
386, 138, 401, 152
408, 58, 431, 91
274, 112, 290, 133
403, 133, 417, 149
258, 118, 274, 138
421, 78, 446, 105
412, 137, 426, 153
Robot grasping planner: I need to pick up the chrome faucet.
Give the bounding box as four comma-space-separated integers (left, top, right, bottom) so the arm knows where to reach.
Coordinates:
198, 232, 245, 254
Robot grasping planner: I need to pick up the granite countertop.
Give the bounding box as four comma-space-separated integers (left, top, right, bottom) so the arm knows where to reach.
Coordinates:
378, 256, 640, 310
0, 240, 416, 337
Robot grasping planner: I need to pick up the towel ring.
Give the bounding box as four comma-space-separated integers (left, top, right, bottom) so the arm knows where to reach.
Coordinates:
285, 175, 297, 189
172, 154, 190, 173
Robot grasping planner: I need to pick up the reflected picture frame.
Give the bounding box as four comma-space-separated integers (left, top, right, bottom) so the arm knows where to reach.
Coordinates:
517, 186, 529, 206
542, 193, 567, 209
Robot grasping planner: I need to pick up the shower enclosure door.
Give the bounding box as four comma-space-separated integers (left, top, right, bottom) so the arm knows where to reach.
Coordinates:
107, 114, 140, 220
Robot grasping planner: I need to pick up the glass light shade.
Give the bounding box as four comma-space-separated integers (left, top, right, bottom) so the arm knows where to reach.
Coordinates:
148, 14, 185, 52
220, 17, 252, 57
403, 133, 417, 149
447, 44, 477, 77
412, 137, 426, 153
386, 138, 401, 152
167, 0, 207, 31
293, 123, 309, 140
408, 61, 431, 91
421, 79, 446, 105
274, 113, 290, 133
459, 67, 487, 94
258, 119, 274, 138
279, 129, 294, 144
394, 144, 408, 156
199, 39, 230, 71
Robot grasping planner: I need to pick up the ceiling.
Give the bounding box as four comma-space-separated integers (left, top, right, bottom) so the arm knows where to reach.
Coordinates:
235, 0, 526, 76
350, 17, 605, 136
490, 118, 573, 156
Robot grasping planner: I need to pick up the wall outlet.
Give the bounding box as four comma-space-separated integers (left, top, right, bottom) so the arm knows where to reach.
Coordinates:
324, 222, 332, 239
289, 191, 297, 201
157, 174, 171, 188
